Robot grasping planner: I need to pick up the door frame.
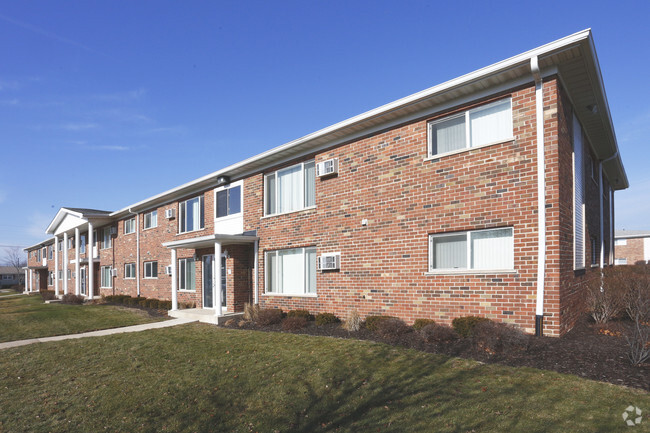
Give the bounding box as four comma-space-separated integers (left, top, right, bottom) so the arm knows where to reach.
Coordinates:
80, 266, 87, 296
202, 254, 215, 310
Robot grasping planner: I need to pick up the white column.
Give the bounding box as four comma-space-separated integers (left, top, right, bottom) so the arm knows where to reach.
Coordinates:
75, 227, 81, 296
63, 232, 69, 295
23, 269, 28, 293
29, 269, 33, 292
171, 248, 178, 311
54, 235, 59, 296
214, 241, 222, 316
253, 239, 259, 305
88, 223, 94, 298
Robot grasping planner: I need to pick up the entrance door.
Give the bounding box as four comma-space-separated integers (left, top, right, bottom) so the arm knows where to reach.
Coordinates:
221, 256, 227, 308
80, 267, 87, 296
203, 255, 214, 308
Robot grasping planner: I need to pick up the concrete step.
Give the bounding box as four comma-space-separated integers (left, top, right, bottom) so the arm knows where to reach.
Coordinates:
168, 308, 243, 325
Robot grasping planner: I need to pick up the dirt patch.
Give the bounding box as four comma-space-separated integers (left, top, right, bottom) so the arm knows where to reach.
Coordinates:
225, 315, 650, 391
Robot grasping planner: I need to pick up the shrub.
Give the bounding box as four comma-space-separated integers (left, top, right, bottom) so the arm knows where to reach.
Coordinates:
585, 280, 623, 324
287, 309, 312, 320
471, 321, 530, 354
282, 316, 308, 331
625, 321, 650, 366
420, 323, 459, 343
40, 290, 56, 301
243, 303, 260, 322
61, 293, 84, 305
364, 315, 397, 331
127, 297, 145, 307
375, 318, 411, 339
138, 299, 149, 308
452, 316, 492, 338
146, 299, 160, 309
343, 310, 362, 332
180, 301, 196, 309
412, 318, 436, 330
315, 312, 339, 326
158, 300, 172, 310
257, 308, 283, 326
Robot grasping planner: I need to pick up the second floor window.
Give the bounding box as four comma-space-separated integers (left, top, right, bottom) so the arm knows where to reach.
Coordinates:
124, 218, 136, 234
102, 227, 112, 249
265, 161, 315, 216
216, 185, 241, 218
179, 196, 204, 233
80, 235, 86, 254
125, 263, 136, 279
144, 210, 157, 229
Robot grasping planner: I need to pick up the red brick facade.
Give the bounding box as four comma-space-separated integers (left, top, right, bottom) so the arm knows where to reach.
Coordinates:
615, 238, 647, 265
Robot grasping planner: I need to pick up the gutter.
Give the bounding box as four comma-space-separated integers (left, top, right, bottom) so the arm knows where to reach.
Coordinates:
599, 150, 619, 269
128, 208, 141, 297
531, 56, 546, 337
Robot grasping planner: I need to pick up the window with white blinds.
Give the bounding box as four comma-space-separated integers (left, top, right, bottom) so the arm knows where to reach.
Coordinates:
573, 114, 585, 269
265, 247, 317, 295
265, 161, 316, 216
428, 98, 513, 157
429, 227, 514, 272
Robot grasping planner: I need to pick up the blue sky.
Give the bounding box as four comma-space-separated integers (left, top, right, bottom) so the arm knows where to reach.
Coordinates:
1, 0, 649, 261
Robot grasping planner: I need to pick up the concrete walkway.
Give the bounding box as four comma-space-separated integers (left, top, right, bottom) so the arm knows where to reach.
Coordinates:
0, 318, 197, 350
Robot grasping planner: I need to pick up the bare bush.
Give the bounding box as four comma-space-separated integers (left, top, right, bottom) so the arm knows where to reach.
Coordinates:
343, 310, 361, 332
626, 321, 650, 366
585, 275, 624, 324
471, 321, 530, 354
375, 318, 411, 340
256, 308, 283, 326
282, 316, 308, 331
420, 323, 459, 343
243, 303, 260, 322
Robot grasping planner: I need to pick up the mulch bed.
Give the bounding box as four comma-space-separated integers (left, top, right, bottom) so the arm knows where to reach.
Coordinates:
222, 315, 650, 391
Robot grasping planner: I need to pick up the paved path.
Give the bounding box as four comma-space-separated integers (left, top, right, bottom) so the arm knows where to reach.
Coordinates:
0, 318, 197, 350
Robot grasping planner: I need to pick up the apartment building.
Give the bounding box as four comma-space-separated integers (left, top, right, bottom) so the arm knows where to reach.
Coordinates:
24, 30, 627, 336
614, 230, 650, 265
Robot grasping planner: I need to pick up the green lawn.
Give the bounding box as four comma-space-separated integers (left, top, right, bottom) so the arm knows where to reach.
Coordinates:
0, 323, 647, 432
0, 294, 165, 342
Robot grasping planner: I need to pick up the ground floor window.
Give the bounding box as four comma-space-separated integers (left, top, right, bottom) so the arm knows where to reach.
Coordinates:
429, 227, 514, 272
178, 258, 195, 291
615, 258, 627, 265
48, 272, 54, 286
125, 263, 136, 279
265, 247, 317, 295
101, 266, 112, 288
144, 261, 158, 279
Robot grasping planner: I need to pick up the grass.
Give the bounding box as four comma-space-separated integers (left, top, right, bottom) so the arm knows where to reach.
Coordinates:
0, 323, 648, 432
0, 294, 165, 342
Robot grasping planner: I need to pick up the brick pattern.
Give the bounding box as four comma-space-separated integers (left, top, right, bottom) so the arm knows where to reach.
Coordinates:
615, 238, 646, 264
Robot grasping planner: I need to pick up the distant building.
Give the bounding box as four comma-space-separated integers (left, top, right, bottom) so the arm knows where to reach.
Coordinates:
614, 230, 650, 265
0, 266, 25, 288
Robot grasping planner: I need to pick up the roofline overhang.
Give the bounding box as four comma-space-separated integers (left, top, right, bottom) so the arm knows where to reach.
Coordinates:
24, 238, 55, 251
45, 207, 114, 235
614, 233, 650, 240
162, 234, 258, 250
101, 29, 623, 217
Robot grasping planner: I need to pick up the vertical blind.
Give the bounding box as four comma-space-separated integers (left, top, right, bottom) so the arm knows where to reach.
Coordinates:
431, 234, 467, 269
431, 115, 466, 155
266, 247, 317, 294
430, 228, 514, 271
573, 114, 585, 269
265, 161, 316, 215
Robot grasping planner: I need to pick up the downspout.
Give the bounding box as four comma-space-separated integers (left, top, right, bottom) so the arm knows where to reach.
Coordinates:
599, 151, 619, 270
128, 208, 141, 297
531, 56, 546, 337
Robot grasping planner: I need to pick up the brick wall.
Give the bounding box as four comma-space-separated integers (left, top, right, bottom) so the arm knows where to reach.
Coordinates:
615, 238, 646, 264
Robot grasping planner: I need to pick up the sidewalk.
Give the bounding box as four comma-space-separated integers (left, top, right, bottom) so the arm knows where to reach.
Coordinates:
0, 318, 197, 350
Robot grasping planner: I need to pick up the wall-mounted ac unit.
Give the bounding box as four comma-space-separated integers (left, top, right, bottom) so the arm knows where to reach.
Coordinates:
165, 265, 173, 275
111, 269, 117, 277
317, 252, 341, 271
316, 158, 339, 177
165, 209, 175, 219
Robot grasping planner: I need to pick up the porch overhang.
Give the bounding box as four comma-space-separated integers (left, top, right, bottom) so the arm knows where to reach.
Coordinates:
25, 265, 48, 270
162, 233, 258, 250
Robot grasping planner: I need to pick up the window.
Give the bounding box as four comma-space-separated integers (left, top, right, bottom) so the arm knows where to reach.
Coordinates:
124, 218, 136, 234
428, 227, 514, 272
101, 266, 112, 288
615, 258, 628, 265
216, 185, 242, 218
591, 237, 599, 266
67, 269, 71, 280
144, 210, 157, 229
179, 196, 204, 233
80, 235, 86, 254
2, 275, 13, 280
58, 241, 62, 251
68, 237, 74, 249
42, 247, 46, 260
428, 98, 513, 157
101, 227, 112, 249
37, 249, 41, 261
144, 261, 158, 279
265, 247, 317, 295
573, 114, 585, 270
48, 245, 53, 260
48, 272, 53, 286
58, 270, 62, 280
178, 258, 195, 291
615, 239, 627, 246
265, 161, 316, 215
124, 263, 136, 279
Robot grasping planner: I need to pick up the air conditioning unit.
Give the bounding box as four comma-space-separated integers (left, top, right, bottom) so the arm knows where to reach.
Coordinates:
110, 227, 117, 235
165, 265, 173, 275
165, 209, 175, 219
71, 272, 76, 278
316, 158, 339, 177
111, 269, 118, 277
317, 253, 341, 271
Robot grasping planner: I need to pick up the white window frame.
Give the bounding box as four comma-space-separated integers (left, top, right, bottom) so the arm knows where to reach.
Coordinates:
48, 271, 54, 286
264, 160, 316, 217
615, 258, 627, 265
48, 245, 53, 260
427, 98, 514, 159
615, 239, 627, 246
124, 263, 136, 279
100, 266, 112, 288
58, 270, 62, 281
144, 261, 158, 279
178, 196, 205, 234
67, 269, 72, 280
144, 210, 158, 230
101, 227, 112, 250
573, 114, 586, 270
427, 227, 515, 274
178, 258, 196, 291
124, 218, 136, 235
215, 181, 243, 220
264, 246, 317, 297
80, 234, 86, 254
